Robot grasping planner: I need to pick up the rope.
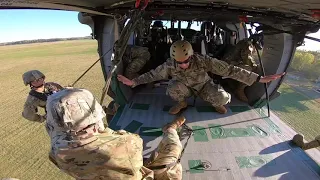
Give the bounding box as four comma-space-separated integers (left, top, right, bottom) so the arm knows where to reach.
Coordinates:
100, 65, 118, 105
177, 123, 194, 163
253, 34, 271, 117
70, 47, 113, 87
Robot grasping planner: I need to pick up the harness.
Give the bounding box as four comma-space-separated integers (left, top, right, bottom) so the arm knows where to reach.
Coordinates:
29, 90, 48, 102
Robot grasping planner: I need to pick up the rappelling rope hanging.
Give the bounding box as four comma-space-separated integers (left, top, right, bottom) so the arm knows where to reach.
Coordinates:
99, 65, 118, 104
253, 34, 271, 117
248, 32, 270, 117
70, 47, 113, 87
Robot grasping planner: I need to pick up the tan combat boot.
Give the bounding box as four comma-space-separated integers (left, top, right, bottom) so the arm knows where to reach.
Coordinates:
235, 86, 249, 102
292, 134, 320, 150
162, 116, 186, 132
169, 101, 188, 115
214, 105, 228, 114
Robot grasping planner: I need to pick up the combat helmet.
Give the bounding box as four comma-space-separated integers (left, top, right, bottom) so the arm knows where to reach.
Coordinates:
170, 40, 194, 62
46, 88, 106, 133
22, 70, 45, 86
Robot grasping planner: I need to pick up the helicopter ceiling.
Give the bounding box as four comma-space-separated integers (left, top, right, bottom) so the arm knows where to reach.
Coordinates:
1, 0, 319, 33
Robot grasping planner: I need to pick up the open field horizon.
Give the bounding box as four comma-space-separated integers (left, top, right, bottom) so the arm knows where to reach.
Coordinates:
0, 39, 104, 180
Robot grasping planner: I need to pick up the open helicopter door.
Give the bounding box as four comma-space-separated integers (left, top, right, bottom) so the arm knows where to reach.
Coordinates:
246, 25, 298, 108
97, 14, 144, 106
86, 16, 133, 106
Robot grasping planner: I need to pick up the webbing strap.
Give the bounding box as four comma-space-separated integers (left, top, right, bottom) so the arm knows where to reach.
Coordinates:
147, 161, 177, 170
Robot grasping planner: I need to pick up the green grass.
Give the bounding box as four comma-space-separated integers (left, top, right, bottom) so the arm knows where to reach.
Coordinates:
270, 83, 320, 142
0, 40, 97, 60
0, 40, 106, 180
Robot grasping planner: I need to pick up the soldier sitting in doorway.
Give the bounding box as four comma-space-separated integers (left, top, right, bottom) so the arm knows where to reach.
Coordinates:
222, 34, 263, 102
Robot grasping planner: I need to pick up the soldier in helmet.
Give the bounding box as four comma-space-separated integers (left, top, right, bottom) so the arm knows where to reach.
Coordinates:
118, 40, 284, 115
222, 35, 263, 102
113, 41, 151, 80
292, 134, 320, 150
46, 88, 185, 179
22, 70, 63, 122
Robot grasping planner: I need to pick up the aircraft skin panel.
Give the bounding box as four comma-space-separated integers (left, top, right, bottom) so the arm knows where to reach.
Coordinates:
1, 0, 320, 23
109, 85, 320, 180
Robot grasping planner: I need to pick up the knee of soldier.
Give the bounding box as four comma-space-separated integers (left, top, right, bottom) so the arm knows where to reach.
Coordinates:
217, 91, 231, 105
166, 81, 187, 95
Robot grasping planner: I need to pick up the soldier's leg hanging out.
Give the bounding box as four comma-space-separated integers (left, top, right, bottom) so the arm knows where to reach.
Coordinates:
198, 80, 231, 114
166, 81, 192, 115
144, 116, 185, 180
292, 134, 320, 150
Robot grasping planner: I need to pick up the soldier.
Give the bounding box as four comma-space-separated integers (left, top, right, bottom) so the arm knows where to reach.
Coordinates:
292, 134, 320, 150
22, 70, 63, 122
222, 35, 262, 102
117, 40, 284, 115
46, 88, 184, 180
114, 41, 151, 80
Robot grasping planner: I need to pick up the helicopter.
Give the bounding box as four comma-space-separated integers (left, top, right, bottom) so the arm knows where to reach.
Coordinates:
2, 0, 320, 179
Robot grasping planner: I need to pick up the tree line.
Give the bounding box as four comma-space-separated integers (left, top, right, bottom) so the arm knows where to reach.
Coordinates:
0, 36, 92, 46
288, 50, 320, 81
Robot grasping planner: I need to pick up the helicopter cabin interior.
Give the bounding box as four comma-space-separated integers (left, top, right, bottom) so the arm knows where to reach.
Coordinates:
1, 0, 320, 179
77, 5, 320, 180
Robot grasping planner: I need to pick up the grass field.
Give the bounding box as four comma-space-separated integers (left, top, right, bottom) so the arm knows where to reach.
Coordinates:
1, 40, 319, 180
270, 83, 320, 142
0, 40, 105, 180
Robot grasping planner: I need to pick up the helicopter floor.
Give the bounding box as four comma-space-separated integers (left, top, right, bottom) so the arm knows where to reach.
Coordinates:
109, 86, 320, 180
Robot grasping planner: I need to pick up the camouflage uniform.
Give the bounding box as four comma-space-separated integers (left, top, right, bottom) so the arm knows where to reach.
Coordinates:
132, 53, 259, 106
22, 82, 63, 122
122, 45, 151, 80
222, 38, 259, 102
145, 128, 183, 180
46, 88, 182, 180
